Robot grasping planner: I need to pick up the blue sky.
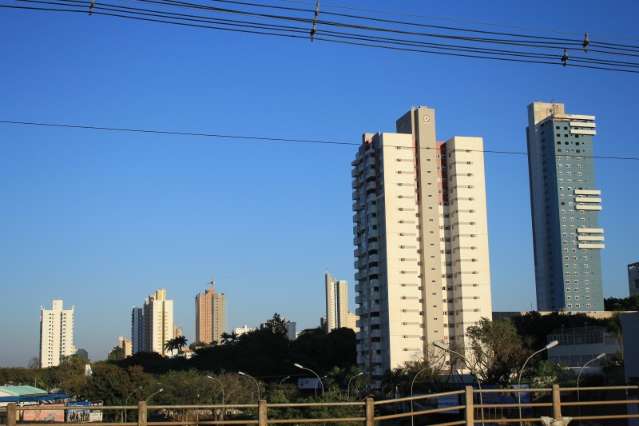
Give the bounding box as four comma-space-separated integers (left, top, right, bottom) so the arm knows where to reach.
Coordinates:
1, 0, 638, 366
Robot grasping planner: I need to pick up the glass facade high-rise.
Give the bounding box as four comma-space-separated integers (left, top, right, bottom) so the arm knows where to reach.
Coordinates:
526, 102, 605, 312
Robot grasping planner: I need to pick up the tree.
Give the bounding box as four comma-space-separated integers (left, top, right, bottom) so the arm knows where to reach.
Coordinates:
108, 346, 125, 361
605, 295, 639, 311
465, 318, 529, 385
262, 313, 288, 336
164, 336, 188, 354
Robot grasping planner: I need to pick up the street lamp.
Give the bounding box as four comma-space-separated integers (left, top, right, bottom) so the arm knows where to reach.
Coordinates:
409, 366, 431, 426
293, 363, 325, 395
145, 388, 164, 402
517, 340, 559, 425
576, 353, 606, 403
433, 342, 485, 426
238, 371, 261, 401
206, 376, 225, 405
347, 372, 364, 399
207, 376, 225, 421
279, 376, 291, 385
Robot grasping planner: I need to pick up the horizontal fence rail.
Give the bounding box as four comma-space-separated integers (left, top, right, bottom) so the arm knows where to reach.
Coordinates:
1, 385, 638, 425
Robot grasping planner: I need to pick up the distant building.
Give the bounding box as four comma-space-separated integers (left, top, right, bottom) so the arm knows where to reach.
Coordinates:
195, 280, 226, 345
629, 263, 639, 297
286, 321, 297, 340
39, 300, 76, 368
527, 102, 605, 312
131, 289, 174, 355
324, 272, 359, 333
620, 312, 639, 382
547, 325, 620, 369
174, 326, 183, 337
118, 336, 132, 358
233, 325, 255, 337
131, 307, 144, 354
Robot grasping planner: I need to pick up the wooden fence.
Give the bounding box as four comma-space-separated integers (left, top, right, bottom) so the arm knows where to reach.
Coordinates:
1, 385, 638, 425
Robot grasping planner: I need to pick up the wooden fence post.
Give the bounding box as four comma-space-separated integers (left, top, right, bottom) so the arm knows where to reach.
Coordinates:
137, 401, 147, 426
552, 384, 562, 420
7, 403, 17, 426
365, 397, 375, 426
258, 400, 268, 426
465, 386, 474, 425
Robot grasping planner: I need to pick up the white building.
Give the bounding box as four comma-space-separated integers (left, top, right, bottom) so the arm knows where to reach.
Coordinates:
131, 289, 174, 355
286, 321, 297, 340
352, 106, 493, 378
233, 325, 255, 337
325, 272, 359, 333
39, 299, 76, 368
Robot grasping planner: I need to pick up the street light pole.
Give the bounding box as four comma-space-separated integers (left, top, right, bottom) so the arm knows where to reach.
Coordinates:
516, 340, 559, 425
433, 342, 485, 426
279, 376, 291, 385
206, 376, 225, 421
577, 353, 606, 403
238, 371, 261, 401
145, 388, 164, 402
293, 363, 325, 395
409, 367, 431, 426
347, 372, 364, 399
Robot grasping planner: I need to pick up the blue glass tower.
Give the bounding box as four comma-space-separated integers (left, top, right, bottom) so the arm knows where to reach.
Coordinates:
526, 102, 604, 312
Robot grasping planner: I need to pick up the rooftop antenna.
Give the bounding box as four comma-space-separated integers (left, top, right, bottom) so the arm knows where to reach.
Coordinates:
310, 0, 320, 42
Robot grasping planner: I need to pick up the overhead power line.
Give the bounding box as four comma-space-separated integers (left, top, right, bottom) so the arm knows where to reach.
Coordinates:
3, 0, 639, 73
2, 119, 639, 162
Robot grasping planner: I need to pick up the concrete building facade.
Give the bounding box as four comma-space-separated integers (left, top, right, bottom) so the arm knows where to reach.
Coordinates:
629, 262, 639, 297
143, 289, 174, 355
195, 281, 226, 345
131, 289, 174, 355
352, 106, 492, 377
118, 336, 133, 358
39, 300, 76, 368
527, 102, 605, 311
325, 272, 359, 333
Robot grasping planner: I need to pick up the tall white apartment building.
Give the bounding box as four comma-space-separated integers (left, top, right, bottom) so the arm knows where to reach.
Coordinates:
39, 299, 76, 368
352, 106, 492, 377
325, 272, 359, 333
131, 289, 174, 355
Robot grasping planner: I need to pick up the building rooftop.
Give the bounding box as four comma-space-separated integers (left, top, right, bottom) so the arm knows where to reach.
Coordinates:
0, 385, 48, 397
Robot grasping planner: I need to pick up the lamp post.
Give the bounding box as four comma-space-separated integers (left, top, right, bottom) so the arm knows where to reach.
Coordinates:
238, 371, 261, 401
294, 363, 325, 395
347, 372, 364, 399
577, 353, 606, 403
206, 375, 225, 421
409, 366, 431, 426
433, 342, 485, 426
279, 376, 291, 385
145, 388, 164, 402
517, 340, 559, 425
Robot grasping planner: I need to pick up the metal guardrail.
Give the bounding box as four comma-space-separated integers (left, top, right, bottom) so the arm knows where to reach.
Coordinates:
1, 385, 638, 425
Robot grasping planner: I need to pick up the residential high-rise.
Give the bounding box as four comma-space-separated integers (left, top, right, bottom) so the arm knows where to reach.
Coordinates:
118, 336, 133, 358
39, 299, 76, 368
527, 102, 605, 312
132, 289, 174, 355
629, 263, 639, 298
131, 307, 144, 354
325, 272, 359, 333
195, 281, 226, 345
352, 106, 493, 377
